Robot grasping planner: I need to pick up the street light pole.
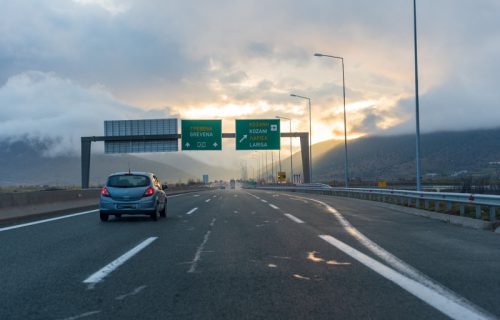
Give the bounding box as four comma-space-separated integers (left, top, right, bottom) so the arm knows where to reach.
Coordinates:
271, 151, 274, 183
290, 94, 313, 183
314, 53, 349, 188
276, 116, 293, 184
413, 0, 422, 191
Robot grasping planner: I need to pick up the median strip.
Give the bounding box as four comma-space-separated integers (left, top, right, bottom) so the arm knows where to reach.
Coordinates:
83, 237, 158, 288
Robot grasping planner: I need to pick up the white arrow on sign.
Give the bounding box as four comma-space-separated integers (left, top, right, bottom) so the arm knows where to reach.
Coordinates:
213, 142, 218, 147
185, 142, 190, 148
239, 135, 248, 143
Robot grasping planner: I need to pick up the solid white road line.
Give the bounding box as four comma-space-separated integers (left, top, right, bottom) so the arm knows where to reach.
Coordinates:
284, 214, 305, 224
269, 204, 279, 210
168, 193, 194, 198
186, 207, 198, 215
188, 218, 216, 273
0, 209, 98, 233
205, 199, 211, 203
60, 310, 101, 320
319, 235, 492, 320
261, 199, 268, 203
83, 237, 158, 287
290, 193, 494, 319
245, 192, 260, 200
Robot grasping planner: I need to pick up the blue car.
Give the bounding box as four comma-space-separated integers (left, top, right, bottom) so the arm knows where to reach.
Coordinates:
99, 172, 167, 222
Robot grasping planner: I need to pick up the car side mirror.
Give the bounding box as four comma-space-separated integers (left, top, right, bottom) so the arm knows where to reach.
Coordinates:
161, 184, 168, 190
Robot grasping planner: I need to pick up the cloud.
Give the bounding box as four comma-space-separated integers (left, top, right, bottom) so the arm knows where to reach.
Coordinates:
0, 71, 170, 156
1, 0, 500, 148
72, 0, 131, 15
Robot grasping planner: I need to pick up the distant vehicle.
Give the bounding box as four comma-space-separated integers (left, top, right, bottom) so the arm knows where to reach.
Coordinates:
230, 179, 236, 189
99, 172, 167, 222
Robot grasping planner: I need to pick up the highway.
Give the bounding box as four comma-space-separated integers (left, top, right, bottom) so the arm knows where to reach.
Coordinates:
1, 189, 499, 320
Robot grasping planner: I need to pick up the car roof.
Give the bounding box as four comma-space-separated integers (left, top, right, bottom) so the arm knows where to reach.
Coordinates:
108, 172, 154, 177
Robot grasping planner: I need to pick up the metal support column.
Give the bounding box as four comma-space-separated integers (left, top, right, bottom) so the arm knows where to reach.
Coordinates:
299, 133, 311, 183
81, 137, 92, 189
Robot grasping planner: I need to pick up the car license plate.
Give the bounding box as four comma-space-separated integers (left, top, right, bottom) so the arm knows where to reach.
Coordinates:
117, 204, 136, 209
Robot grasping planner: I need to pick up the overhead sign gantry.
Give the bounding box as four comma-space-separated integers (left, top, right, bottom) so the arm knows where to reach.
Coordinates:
81, 118, 311, 188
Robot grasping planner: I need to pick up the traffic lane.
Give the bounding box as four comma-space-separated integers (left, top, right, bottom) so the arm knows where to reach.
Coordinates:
119, 189, 443, 319
56, 189, 225, 320
58, 190, 225, 320
255, 190, 500, 317
0, 190, 219, 320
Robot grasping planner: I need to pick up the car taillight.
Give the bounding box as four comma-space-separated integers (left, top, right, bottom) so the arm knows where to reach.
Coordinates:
143, 187, 154, 197
101, 187, 111, 197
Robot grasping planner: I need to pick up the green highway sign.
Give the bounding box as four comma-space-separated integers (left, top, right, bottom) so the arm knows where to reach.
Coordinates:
235, 119, 280, 150
181, 120, 222, 151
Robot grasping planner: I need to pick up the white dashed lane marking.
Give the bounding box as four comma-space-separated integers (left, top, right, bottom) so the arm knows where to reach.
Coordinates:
284, 214, 304, 224
83, 237, 158, 288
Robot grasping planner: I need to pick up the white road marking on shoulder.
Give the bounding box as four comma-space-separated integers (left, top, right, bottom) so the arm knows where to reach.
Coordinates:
205, 199, 211, 203
320, 235, 492, 320
289, 193, 495, 320
188, 218, 216, 273
193, 194, 200, 197
59, 310, 101, 320
83, 237, 157, 288
261, 199, 268, 203
186, 207, 198, 215
0, 209, 98, 233
284, 213, 304, 224
269, 204, 279, 210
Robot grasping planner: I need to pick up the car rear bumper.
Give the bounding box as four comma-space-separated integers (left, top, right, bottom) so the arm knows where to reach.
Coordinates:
99, 196, 157, 215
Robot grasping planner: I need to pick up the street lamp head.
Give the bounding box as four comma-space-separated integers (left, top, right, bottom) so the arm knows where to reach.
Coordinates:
290, 94, 297, 97
314, 53, 324, 57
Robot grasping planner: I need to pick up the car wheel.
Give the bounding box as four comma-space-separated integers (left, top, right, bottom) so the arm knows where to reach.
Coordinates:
100, 212, 109, 222
159, 204, 166, 218
151, 207, 159, 221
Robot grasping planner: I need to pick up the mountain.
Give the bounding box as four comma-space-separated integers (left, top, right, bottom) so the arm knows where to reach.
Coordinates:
311, 128, 500, 182
3, 128, 500, 187
0, 140, 237, 187
276, 128, 500, 183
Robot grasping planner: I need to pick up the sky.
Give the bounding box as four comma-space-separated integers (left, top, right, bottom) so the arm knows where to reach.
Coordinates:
1, 0, 500, 167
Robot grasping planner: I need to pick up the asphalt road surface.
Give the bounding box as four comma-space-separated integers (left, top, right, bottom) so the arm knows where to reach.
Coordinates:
1, 189, 499, 320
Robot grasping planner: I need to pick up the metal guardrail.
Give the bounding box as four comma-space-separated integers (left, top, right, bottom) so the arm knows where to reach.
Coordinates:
258, 185, 500, 222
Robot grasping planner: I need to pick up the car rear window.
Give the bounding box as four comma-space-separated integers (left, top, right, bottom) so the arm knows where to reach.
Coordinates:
107, 175, 150, 188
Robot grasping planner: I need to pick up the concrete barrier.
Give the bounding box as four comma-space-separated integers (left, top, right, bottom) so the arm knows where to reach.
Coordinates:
0, 187, 210, 222
0, 189, 101, 209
